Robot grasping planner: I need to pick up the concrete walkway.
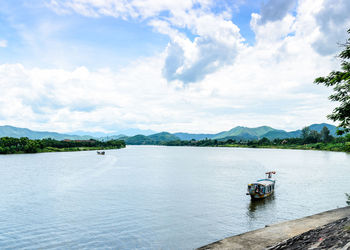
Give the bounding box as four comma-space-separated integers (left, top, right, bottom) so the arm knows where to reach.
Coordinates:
198, 206, 350, 250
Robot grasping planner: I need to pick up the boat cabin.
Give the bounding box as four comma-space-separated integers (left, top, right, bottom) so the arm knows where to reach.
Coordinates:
247, 172, 276, 199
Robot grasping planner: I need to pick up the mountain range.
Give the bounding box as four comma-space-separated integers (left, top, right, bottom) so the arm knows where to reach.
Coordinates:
174, 123, 338, 141
0, 125, 93, 140
0, 123, 339, 144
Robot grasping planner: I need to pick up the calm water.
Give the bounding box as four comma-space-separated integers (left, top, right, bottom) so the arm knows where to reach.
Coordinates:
0, 146, 349, 249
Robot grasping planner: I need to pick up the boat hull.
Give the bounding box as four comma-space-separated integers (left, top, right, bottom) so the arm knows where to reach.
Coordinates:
250, 191, 274, 199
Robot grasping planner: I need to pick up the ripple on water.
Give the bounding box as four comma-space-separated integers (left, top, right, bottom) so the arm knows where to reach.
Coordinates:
0, 146, 349, 249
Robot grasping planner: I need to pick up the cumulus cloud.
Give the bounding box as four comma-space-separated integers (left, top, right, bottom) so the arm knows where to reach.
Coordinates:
0, 33, 336, 133
259, 0, 296, 24
155, 11, 244, 83
311, 0, 350, 55
0, 0, 346, 133
0, 40, 7, 47
251, 0, 350, 57
48, 0, 244, 83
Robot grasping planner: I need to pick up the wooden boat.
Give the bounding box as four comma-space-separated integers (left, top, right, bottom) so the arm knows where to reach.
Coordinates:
247, 171, 276, 199
97, 151, 105, 155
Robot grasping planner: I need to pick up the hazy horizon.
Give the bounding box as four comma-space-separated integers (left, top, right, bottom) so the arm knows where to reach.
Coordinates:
0, 122, 337, 137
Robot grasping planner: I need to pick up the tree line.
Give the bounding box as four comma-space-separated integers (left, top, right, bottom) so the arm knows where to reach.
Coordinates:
0, 137, 125, 154
161, 126, 350, 152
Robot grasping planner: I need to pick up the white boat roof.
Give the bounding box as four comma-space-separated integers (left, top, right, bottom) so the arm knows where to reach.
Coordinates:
251, 179, 275, 186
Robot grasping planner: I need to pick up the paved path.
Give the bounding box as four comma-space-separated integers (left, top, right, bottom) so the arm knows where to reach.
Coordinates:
198, 206, 350, 250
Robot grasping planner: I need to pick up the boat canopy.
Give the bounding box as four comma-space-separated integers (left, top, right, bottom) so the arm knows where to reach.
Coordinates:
251, 179, 275, 186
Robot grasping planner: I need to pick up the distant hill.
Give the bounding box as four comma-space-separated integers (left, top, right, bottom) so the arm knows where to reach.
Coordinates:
213, 126, 276, 140
0, 123, 340, 144
119, 123, 340, 144
99, 135, 126, 141
173, 126, 277, 141
122, 132, 180, 145
121, 135, 154, 145
261, 129, 301, 140
258, 123, 338, 140
308, 123, 338, 135
0, 125, 93, 140
173, 132, 215, 140
172, 124, 339, 142
148, 132, 180, 142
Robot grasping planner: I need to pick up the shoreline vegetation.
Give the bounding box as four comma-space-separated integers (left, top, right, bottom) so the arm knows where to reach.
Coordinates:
161, 138, 350, 152
134, 126, 350, 153
0, 137, 125, 154
1, 126, 349, 154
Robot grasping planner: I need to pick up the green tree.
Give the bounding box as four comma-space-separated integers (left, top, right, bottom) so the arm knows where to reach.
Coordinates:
314, 29, 350, 135
301, 126, 310, 140
320, 126, 333, 143
258, 137, 270, 145
24, 141, 39, 153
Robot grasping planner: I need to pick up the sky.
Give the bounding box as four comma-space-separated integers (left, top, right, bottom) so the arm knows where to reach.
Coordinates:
0, 0, 350, 134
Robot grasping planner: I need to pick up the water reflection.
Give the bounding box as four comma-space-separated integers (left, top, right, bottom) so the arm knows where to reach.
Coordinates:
247, 195, 276, 219
0, 146, 350, 249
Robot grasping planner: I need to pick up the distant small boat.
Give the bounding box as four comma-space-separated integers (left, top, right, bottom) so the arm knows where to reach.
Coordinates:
97, 151, 105, 155
247, 171, 276, 199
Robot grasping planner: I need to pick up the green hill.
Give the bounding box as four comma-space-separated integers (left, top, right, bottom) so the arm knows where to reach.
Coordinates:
148, 132, 180, 142
121, 135, 153, 145
0, 125, 93, 140
261, 130, 301, 140
213, 126, 276, 139
308, 123, 338, 136
0, 123, 339, 144
122, 132, 180, 145
173, 132, 215, 140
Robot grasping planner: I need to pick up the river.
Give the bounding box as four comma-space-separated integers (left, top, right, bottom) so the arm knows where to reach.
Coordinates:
0, 146, 349, 249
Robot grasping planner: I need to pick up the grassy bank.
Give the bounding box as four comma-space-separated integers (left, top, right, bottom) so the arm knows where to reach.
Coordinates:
39, 146, 124, 153
161, 137, 350, 153
219, 142, 350, 152
0, 137, 126, 154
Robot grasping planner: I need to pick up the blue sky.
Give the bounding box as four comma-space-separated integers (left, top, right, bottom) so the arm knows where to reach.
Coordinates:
0, 0, 349, 134
0, 0, 168, 69
0, 0, 259, 69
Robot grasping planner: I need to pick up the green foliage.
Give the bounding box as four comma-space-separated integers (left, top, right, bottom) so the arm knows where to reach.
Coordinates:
315, 28, 350, 135
301, 126, 310, 139
160, 131, 350, 152
123, 133, 180, 145
300, 126, 322, 143
320, 126, 334, 143
0, 137, 125, 154
346, 193, 350, 206
122, 135, 154, 145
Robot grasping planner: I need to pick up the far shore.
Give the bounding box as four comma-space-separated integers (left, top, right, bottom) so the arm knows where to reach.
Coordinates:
0, 146, 125, 155
217, 143, 350, 153
126, 142, 350, 153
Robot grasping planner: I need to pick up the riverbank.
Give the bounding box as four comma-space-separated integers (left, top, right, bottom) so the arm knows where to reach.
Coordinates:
218, 142, 350, 153
268, 216, 350, 249
39, 146, 124, 153
0, 137, 125, 154
198, 206, 350, 250
0, 146, 125, 154
161, 140, 350, 153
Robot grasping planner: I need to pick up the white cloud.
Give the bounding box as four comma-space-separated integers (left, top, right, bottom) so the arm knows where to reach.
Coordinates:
259, 0, 297, 24
0, 38, 336, 133
48, 0, 244, 83
0, 40, 7, 47
311, 0, 350, 55
0, 0, 347, 133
